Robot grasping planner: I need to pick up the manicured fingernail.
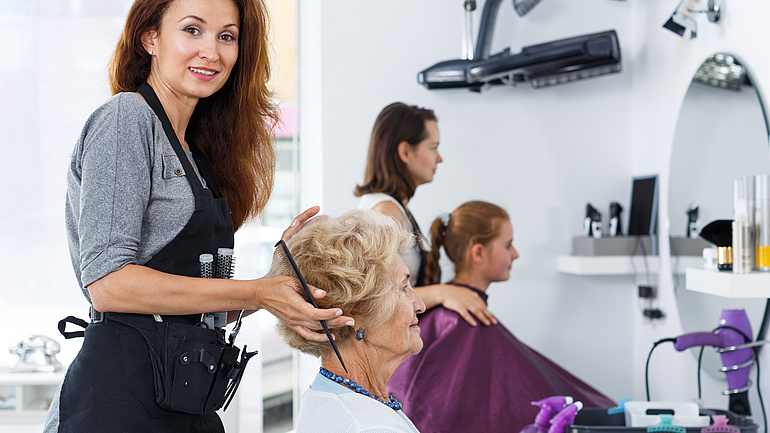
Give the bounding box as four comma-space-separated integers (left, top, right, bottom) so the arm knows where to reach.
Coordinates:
345, 320, 355, 326
335, 310, 342, 317
315, 289, 325, 296
291, 219, 298, 227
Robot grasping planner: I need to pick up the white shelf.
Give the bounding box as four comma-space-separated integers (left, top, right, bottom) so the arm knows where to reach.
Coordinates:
0, 370, 64, 386
0, 367, 65, 422
557, 255, 703, 276
686, 267, 770, 298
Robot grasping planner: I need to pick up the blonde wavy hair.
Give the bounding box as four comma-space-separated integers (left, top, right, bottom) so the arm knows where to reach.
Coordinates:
269, 209, 412, 358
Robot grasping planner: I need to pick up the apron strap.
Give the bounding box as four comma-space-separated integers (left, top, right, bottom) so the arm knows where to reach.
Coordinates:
58, 316, 89, 339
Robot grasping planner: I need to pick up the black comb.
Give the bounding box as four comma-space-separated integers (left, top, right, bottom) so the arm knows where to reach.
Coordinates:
274, 240, 348, 373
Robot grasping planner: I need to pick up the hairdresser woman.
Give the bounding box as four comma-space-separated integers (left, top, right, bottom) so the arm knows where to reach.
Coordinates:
355, 102, 496, 327
45, 0, 351, 431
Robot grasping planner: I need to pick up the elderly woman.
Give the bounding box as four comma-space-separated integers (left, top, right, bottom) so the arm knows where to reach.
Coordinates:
270, 209, 426, 433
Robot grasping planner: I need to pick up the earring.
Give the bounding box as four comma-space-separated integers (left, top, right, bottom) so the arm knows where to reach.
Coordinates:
355, 328, 365, 341
148, 50, 153, 56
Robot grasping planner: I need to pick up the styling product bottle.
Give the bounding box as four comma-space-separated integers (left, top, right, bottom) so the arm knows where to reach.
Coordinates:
733, 177, 753, 273
756, 175, 770, 271
547, 401, 583, 433
520, 396, 573, 433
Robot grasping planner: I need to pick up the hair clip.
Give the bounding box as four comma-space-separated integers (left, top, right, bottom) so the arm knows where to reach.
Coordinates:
439, 212, 451, 226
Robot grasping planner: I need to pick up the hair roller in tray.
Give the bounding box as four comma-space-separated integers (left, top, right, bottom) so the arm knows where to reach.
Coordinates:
702, 415, 740, 433
647, 415, 687, 433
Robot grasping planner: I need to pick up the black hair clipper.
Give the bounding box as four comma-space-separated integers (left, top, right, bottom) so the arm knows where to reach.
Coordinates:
609, 202, 623, 237
584, 203, 602, 238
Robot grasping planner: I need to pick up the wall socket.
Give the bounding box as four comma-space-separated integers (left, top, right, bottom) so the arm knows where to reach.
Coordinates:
638, 285, 654, 298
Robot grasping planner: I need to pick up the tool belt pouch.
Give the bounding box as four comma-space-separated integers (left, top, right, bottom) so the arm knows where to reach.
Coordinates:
155, 322, 241, 415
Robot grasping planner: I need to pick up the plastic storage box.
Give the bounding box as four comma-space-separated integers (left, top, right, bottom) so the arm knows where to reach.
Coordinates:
624, 401, 709, 427
569, 408, 757, 433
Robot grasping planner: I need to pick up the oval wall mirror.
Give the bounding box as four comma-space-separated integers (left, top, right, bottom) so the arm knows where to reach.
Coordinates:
670, 53, 770, 380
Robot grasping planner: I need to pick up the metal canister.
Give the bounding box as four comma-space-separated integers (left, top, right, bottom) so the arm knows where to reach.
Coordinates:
733, 177, 754, 273
756, 175, 770, 271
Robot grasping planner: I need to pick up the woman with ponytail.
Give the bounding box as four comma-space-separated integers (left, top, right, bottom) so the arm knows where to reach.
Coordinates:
387, 201, 615, 433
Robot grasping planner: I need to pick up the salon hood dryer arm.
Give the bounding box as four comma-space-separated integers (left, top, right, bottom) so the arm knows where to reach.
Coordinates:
417, 0, 621, 91
465, 30, 622, 88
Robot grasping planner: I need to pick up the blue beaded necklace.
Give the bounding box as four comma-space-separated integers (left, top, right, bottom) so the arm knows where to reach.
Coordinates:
319, 367, 403, 411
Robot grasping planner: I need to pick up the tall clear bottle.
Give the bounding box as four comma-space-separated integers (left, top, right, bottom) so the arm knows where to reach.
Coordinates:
757, 175, 770, 271
733, 177, 753, 273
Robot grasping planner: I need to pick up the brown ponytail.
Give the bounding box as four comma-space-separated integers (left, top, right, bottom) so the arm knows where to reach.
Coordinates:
425, 217, 447, 285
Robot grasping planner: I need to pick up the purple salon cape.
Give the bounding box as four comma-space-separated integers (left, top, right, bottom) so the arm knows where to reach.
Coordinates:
387, 284, 615, 433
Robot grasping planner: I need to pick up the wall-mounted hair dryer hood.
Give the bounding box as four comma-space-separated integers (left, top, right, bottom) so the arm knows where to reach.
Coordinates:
418, 0, 622, 92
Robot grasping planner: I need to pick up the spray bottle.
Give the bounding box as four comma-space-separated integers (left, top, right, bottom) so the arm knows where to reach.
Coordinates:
520, 396, 573, 433
548, 401, 583, 433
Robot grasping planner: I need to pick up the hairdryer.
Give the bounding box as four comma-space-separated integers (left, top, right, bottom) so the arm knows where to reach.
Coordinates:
609, 202, 623, 237
686, 202, 699, 238
584, 203, 602, 238
673, 309, 754, 415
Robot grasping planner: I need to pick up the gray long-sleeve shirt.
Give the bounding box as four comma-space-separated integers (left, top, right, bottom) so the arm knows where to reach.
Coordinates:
65, 92, 195, 301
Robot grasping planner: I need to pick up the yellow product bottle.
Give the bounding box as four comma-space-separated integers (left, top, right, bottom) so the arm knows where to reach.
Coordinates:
757, 246, 770, 269
756, 175, 770, 271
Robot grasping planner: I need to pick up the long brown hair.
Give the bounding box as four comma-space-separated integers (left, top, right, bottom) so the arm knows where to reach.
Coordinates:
425, 201, 509, 285
109, 0, 277, 230
353, 102, 437, 203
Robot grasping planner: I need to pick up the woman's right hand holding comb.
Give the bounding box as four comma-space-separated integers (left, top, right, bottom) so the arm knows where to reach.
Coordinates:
255, 276, 355, 342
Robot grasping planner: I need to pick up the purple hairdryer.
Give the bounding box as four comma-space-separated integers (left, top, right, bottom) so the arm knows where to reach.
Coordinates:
673, 309, 754, 415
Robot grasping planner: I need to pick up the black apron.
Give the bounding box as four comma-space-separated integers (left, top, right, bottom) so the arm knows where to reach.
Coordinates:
56, 82, 235, 432
396, 200, 429, 286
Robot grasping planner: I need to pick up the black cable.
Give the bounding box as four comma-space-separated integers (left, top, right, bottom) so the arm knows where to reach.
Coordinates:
697, 345, 705, 400
757, 299, 770, 356
646, 337, 677, 401
756, 345, 767, 433
635, 235, 652, 287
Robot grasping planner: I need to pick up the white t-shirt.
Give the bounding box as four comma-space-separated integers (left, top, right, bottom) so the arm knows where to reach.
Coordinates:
296, 372, 421, 433
357, 193, 424, 287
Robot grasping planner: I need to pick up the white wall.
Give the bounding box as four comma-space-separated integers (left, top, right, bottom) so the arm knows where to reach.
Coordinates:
300, 0, 636, 400
300, 0, 770, 423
